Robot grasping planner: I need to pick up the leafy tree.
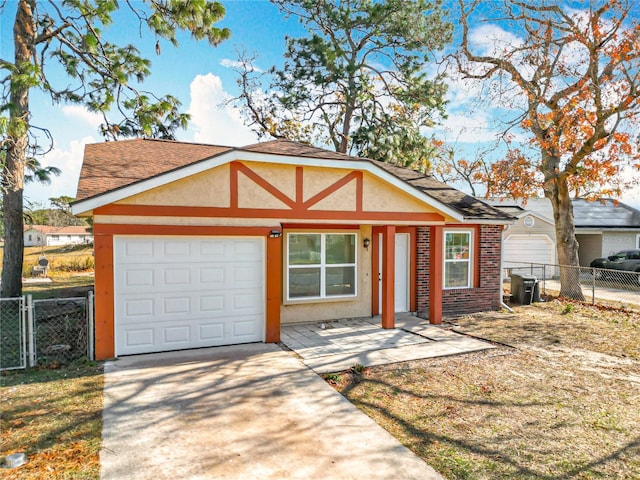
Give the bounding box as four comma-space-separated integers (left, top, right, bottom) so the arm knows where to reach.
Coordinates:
483, 149, 542, 200
41, 195, 86, 227
456, 0, 640, 300
1, 0, 229, 297
233, 0, 452, 170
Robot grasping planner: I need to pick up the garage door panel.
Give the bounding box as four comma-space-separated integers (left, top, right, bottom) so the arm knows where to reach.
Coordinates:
232, 317, 262, 337
163, 239, 192, 258
164, 325, 190, 344
199, 294, 225, 312
124, 298, 154, 318
504, 234, 555, 279
115, 236, 265, 356
200, 239, 226, 257
122, 239, 155, 258
200, 267, 225, 284
163, 296, 191, 315
233, 240, 263, 259
124, 328, 154, 349
164, 267, 191, 286
199, 322, 225, 341
124, 268, 154, 287
231, 292, 261, 312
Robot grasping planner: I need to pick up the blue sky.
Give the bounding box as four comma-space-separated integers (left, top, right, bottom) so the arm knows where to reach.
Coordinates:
2, 0, 639, 209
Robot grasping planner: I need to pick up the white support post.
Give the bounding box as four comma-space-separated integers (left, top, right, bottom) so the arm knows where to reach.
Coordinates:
26, 294, 36, 367
87, 291, 95, 361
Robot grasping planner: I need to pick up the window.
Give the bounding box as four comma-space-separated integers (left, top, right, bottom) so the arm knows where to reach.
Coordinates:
28, 234, 32, 241
523, 215, 535, 228
287, 233, 356, 300
637, 234, 640, 249
444, 230, 473, 289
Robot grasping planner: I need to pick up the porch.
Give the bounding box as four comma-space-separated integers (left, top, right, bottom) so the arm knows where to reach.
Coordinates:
280, 314, 494, 373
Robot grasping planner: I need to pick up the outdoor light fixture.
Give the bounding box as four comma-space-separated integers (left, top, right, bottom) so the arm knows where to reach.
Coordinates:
363, 238, 371, 249
269, 229, 282, 238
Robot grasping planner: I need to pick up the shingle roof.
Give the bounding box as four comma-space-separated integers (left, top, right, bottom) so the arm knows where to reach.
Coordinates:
239, 139, 357, 161
76, 138, 512, 222
371, 161, 513, 221
76, 139, 231, 201
487, 197, 640, 228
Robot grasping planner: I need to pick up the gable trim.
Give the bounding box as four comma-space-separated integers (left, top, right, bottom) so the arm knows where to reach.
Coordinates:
93, 203, 446, 224
72, 150, 465, 222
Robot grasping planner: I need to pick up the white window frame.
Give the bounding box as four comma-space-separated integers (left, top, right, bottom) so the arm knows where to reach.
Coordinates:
443, 229, 474, 290
637, 234, 640, 249
285, 232, 358, 301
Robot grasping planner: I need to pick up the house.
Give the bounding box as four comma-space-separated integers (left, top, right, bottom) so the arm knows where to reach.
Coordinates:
24, 225, 93, 247
71, 139, 513, 360
487, 198, 640, 270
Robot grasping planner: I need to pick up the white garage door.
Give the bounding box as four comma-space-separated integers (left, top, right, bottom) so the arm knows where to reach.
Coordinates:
504, 234, 555, 279
114, 236, 264, 356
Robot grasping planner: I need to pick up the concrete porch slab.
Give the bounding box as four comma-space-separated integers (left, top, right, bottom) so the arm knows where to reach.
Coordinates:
281, 314, 494, 373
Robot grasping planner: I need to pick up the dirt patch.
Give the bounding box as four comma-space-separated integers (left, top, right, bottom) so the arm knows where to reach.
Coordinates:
334, 300, 640, 479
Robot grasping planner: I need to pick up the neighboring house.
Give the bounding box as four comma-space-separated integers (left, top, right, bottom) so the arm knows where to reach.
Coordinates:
24, 225, 93, 247
487, 198, 640, 271
72, 139, 513, 360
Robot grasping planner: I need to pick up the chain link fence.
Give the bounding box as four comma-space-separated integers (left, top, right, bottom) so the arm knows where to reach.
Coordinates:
507, 263, 640, 312
0, 297, 27, 370
0, 292, 94, 371
33, 295, 93, 366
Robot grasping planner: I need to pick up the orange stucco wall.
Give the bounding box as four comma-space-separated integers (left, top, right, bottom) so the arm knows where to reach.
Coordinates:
89, 160, 451, 359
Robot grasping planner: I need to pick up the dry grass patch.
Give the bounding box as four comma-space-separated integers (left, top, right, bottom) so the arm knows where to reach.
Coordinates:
1, 361, 103, 479
23, 272, 94, 300
334, 300, 640, 479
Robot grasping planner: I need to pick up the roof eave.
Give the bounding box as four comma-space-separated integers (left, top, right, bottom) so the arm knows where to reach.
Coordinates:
72, 149, 468, 222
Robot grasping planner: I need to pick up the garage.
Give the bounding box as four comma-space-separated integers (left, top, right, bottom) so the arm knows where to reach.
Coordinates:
114, 236, 265, 355
504, 234, 555, 279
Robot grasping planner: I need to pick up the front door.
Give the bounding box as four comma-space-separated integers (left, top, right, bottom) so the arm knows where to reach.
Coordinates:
378, 232, 410, 313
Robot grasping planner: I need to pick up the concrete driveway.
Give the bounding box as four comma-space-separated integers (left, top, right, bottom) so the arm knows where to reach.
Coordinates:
101, 343, 443, 480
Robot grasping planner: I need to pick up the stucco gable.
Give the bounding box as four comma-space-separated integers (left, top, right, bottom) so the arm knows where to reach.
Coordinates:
73, 139, 511, 224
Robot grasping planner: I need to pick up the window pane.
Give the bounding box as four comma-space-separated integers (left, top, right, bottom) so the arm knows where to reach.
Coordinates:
289, 267, 321, 298
445, 262, 469, 288
288, 234, 321, 265
445, 232, 470, 260
325, 234, 356, 264
325, 266, 355, 296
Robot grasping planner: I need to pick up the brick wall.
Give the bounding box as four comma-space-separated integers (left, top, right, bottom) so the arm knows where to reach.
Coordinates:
416, 224, 503, 318
416, 227, 431, 314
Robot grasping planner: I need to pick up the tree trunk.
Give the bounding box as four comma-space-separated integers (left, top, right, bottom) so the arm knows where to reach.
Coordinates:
543, 154, 585, 301
1, 0, 35, 298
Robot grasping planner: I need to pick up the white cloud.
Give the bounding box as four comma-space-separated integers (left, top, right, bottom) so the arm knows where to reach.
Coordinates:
61, 105, 103, 131
219, 58, 262, 72
186, 73, 260, 146
618, 164, 640, 209
24, 136, 95, 206
469, 24, 524, 57
434, 110, 499, 144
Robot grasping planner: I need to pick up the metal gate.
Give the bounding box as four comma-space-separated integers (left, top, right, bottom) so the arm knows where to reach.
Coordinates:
0, 292, 94, 371
0, 297, 27, 370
